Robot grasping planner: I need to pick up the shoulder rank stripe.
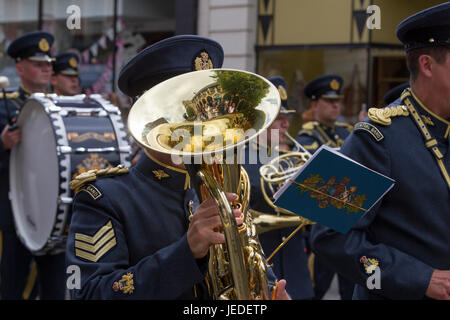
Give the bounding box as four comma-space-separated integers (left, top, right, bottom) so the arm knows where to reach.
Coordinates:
75, 228, 115, 252
75, 221, 117, 262
354, 122, 384, 142
75, 221, 112, 243
75, 239, 117, 262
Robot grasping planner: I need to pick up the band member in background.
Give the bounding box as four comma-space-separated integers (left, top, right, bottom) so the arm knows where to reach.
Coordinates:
295, 74, 354, 300
51, 52, 81, 96
1, 30, 65, 300
310, 3, 450, 300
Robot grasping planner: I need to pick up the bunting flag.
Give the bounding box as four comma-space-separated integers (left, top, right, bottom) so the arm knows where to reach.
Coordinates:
106, 28, 115, 41
353, 9, 369, 40
259, 15, 273, 42
98, 35, 107, 49
90, 43, 98, 57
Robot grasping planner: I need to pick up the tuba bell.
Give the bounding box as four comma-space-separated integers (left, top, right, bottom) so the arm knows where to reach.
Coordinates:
127, 68, 281, 300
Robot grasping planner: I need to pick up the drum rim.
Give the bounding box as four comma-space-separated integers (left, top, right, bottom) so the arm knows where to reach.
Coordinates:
9, 96, 61, 253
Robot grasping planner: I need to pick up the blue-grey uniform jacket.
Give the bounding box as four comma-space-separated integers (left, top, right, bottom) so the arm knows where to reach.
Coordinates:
66, 153, 210, 299
310, 88, 450, 299
295, 121, 353, 153
0, 87, 30, 231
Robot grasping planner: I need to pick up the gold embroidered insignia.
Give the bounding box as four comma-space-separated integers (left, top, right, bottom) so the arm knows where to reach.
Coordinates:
277, 85, 288, 100
113, 273, 135, 295
421, 115, 434, 126
354, 122, 384, 142
194, 51, 213, 71
360, 256, 379, 274
330, 79, 340, 91
153, 169, 170, 180
79, 184, 102, 200
69, 57, 78, 68
38, 38, 50, 52
73, 153, 113, 180
75, 221, 117, 262
70, 165, 129, 192
68, 132, 115, 143
368, 105, 409, 126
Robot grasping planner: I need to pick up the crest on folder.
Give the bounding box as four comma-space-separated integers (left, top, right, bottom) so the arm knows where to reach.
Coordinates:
296, 174, 367, 214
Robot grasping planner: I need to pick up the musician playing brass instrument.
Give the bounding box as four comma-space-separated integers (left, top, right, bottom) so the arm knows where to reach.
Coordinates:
65, 35, 289, 300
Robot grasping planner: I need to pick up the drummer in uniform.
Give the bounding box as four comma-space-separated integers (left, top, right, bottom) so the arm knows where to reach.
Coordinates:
65, 35, 289, 299
242, 76, 314, 299
0, 30, 66, 300
51, 52, 81, 96
295, 74, 354, 300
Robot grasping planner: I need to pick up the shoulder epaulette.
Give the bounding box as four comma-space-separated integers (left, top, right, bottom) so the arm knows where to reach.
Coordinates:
336, 122, 353, 131
70, 165, 129, 194
368, 105, 409, 126
301, 121, 316, 131
0, 91, 20, 99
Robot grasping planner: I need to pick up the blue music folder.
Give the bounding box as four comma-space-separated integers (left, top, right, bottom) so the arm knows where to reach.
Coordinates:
274, 145, 395, 234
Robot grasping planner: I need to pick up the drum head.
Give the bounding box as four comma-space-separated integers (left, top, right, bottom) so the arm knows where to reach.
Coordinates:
10, 99, 60, 253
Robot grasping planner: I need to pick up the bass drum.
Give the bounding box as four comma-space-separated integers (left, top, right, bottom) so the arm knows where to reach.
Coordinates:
10, 93, 131, 255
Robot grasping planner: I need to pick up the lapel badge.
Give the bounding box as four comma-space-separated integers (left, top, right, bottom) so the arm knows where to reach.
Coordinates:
153, 169, 170, 180
330, 79, 340, 91
360, 256, 379, 274
38, 38, 50, 52
113, 273, 134, 295
193, 50, 213, 71
421, 115, 434, 126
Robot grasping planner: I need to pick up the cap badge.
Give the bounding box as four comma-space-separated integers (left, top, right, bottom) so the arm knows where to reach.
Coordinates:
277, 85, 288, 100
330, 79, 340, 91
38, 38, 50, 52
69, 57, 78, 68
194, 50, 213, 71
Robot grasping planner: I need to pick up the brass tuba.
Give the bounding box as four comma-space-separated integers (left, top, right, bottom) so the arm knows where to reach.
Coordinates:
127, 69, 281, 300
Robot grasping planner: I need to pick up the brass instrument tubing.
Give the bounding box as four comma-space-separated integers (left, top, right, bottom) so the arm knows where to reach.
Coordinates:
265, 222, 307, 266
